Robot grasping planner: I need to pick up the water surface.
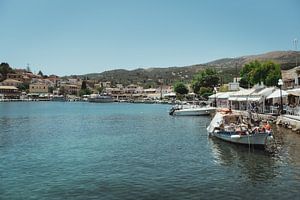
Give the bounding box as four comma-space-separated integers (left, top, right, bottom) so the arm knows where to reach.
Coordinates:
1, 102, 300, 199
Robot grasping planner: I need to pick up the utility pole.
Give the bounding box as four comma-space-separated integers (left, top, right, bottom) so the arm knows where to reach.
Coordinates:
293, 38, 298, 67
235, 62, 238, 83
220, 65, 223, 86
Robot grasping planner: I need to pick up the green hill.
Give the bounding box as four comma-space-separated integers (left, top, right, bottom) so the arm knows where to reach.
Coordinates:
70, 51, 300, 87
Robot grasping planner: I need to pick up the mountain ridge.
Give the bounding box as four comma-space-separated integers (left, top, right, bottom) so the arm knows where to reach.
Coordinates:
70, 51, 300, 87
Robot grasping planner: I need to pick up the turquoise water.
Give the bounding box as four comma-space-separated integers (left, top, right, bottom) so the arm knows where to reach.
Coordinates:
1, 102, 300, 200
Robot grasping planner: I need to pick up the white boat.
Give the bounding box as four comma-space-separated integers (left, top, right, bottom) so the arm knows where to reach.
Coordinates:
88, 94, 114, 103
169, 104, 216, 116
51, 95, 65, 101
207, 110, 274, 148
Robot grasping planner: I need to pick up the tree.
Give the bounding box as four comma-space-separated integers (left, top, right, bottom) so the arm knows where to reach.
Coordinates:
199, 87, 213, 99
239, 61, 257, 88
191, 68, 219, 94
59, 86, 66, 95
96, 86, 104, 93
239, 60, 281, 87
17, 83, 29, 92
173, 82, 189, 95
0, 63, 15, 80
26, 65, 31, 73
37, 70, 44, 77
48, 86, 54, 94
263, 61, 281, 86
81, 80, 87, 90
79, 88, 92, 96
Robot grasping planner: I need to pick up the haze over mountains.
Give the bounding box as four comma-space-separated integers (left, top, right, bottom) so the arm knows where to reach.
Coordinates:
71, 51, 300, 87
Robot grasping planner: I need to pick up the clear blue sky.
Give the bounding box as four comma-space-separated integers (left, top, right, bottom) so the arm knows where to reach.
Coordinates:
1, 0, 299, 76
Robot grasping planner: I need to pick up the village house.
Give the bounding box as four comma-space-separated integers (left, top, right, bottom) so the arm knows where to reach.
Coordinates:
228, 77, 241, 91
0, 86, 21, 99
14, 69, 28, 74
29, 83, 49, 94
143, 88, 160, 99
46, 75, 60, 86
67, 78, 80, 85
281, 66, 300, 89
23, 72, 42, 80
102, 81, 111, 88
7, 73, 24, 82
65, 84, 80, 95
104, 87, 126, 100
0, 79, 23, 87
116, 84, 123, 89
124, 84, 142, 94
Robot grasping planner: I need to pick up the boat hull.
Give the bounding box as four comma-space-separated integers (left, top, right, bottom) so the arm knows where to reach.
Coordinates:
88, 98, 114, 103
172, 107, 216, 116
88, 94, 114, 103
209, 131, 273, 147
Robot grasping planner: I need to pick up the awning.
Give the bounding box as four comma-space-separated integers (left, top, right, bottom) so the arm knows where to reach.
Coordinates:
228, 97, 247, 101
208, 92, 229, 99
287, 88, 300, 97
266, 89, 288, 99
228, 96, 261, 102
248, 97, 261, 102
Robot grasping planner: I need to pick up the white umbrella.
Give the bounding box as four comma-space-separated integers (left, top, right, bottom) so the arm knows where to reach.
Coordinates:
266, 89, 288, 99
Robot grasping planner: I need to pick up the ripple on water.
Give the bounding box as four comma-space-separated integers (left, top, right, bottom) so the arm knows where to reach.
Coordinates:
1, 102, 300, 200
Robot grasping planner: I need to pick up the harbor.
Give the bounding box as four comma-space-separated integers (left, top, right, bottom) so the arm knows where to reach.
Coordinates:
1, 0, 300, 199
1, 102, 300, 199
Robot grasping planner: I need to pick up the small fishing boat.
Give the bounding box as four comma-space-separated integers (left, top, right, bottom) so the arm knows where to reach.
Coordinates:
88, 93, 114, 103
169, 104, 216, 116
207, 110, 274, 148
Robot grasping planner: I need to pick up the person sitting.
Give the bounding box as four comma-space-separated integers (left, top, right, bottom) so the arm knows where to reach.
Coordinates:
264, 122, 271, 131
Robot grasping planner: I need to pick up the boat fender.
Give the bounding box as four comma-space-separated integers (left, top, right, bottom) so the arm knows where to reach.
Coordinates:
267, 135, 274, 141
231, 135, 241, 139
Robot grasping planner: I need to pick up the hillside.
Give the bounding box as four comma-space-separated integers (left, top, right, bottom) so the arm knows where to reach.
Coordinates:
72, 51, 300, 87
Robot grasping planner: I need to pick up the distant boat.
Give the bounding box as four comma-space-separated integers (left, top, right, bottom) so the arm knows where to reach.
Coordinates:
207, 110, 274, 148
51, 95, 66, 102
169, 104, 216, 116
88, 93, 114, 103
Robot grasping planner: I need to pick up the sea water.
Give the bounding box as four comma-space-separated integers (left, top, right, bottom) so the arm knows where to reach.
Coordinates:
1, 102, 300, 199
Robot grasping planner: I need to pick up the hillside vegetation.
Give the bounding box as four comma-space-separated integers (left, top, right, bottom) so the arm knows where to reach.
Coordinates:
70, 51, 300, 87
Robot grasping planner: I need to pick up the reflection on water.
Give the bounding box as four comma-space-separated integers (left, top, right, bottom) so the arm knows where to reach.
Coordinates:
209, 124, 300, 184
273, 126, 300, 167
209, 138, 279, 182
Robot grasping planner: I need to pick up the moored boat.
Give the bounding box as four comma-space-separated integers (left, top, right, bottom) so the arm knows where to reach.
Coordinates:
207, 110, 274, 148
169, 104, 216, 116
51, 95, 66, 101
88, 93, 114, 103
